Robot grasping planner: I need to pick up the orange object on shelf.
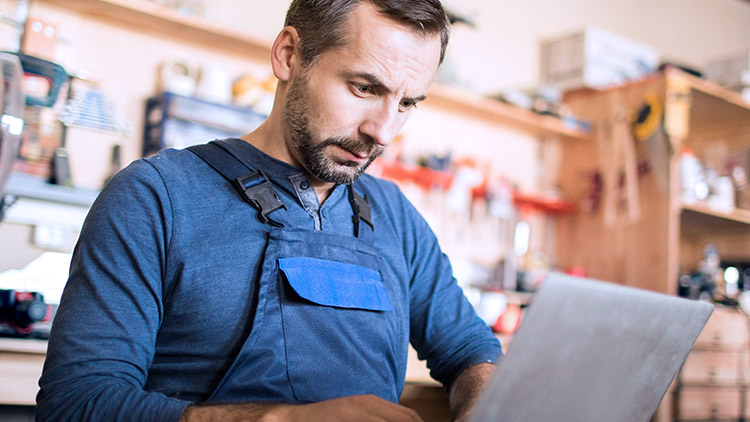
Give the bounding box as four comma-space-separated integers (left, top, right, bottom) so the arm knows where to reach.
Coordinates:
380, 161, 454, 191
493, 303, 524, 335
512, 192, 578, 214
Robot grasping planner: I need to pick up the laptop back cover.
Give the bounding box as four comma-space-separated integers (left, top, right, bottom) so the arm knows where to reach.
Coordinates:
470, 273, 713, 422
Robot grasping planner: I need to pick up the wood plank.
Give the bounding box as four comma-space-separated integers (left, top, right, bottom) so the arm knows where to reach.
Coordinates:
0, 351, 45, 405
0, 338, 47, 354
425, 84, 593, 141
682, 203, 750, 225
38, 0, 272, 59
677, 386, 742, 419
681, 204, 750, 231
680, 347, 741, 385
400, 383, 451, 422
565, 68, 750, 117
0, 339, 47, 405
556, 76, 675, 294
671, 68, 750, 115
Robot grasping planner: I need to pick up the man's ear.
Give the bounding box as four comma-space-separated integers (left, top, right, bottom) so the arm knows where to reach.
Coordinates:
271, 26, 300, 82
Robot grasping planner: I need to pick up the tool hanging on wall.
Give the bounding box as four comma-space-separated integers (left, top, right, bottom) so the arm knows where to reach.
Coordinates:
2, 5, 71, 186
18, 53, 71, 186
634, 93, 671, 194
0, 52, 25, 222
598, 101, 641, 227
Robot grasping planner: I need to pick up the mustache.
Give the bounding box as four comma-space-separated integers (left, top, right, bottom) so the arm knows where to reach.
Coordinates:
318, 136, 382, 157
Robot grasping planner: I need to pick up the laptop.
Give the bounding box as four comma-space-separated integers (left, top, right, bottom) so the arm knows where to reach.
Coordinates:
470, 272, 713, 422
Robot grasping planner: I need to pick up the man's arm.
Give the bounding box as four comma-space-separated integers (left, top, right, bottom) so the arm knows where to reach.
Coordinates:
180, 395, 422, 422
397, 190, 502, 392
449, 362, 496, 422
36, 160, 189, 422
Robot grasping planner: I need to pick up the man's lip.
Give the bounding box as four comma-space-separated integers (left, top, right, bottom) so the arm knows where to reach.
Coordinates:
339, 145, 368, 160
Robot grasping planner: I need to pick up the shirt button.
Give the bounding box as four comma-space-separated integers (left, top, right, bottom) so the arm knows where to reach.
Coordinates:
300, 180, 310, 190
321, 209, 327, 218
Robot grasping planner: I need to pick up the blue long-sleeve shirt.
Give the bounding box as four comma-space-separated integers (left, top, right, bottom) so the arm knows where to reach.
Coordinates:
36, 138, 502, 421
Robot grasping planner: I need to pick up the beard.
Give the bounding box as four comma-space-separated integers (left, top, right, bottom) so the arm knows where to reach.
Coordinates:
283, 74, 384, 185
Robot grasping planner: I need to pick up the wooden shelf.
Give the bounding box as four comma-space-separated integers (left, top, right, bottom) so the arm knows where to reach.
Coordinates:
38, 0, 272, 58
681, 203, 750, 234
6, 172, 99, 207
0, 337, 47, 355
681, 203, 750, 225
35, 1, 748, 144
690, 344, 749, 354
676, 381, 747, 389
668, 67, 750, 117
564, 68, 750, 133
425, 83, 593, 141
676, 67, 750, 139
39, 0, 593, 142
556, 66, 750, 296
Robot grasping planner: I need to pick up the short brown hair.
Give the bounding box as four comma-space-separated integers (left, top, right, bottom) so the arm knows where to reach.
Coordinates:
284, 0, 450, 67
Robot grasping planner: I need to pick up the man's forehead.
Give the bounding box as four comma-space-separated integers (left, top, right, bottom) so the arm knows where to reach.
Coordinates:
333, 3, 442, 84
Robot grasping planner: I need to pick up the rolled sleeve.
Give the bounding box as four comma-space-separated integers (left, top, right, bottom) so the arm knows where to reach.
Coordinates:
404, 200, 503, 392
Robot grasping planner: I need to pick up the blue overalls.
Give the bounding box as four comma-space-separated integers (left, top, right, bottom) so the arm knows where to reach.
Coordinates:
189, 141, 406, 404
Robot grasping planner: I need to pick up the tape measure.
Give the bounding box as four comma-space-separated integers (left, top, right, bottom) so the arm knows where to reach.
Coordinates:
633, 93, 663, 142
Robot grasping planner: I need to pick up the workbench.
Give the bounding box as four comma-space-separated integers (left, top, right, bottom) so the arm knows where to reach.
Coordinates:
0, 338, 47, 406
0, 337, 452, 420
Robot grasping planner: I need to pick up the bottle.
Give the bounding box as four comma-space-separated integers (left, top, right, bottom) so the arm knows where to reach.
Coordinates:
680, 148, 703, 204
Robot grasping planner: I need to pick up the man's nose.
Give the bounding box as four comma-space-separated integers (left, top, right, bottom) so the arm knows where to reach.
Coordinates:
359, 101, 401, 148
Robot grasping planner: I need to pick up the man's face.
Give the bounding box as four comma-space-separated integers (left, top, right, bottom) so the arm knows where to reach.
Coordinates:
282, 2, 442, 185
284, 72, 382, 184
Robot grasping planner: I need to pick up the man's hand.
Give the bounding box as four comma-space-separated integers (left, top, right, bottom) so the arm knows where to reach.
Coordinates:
180, 394, 423, 422
449, 362, 497, 422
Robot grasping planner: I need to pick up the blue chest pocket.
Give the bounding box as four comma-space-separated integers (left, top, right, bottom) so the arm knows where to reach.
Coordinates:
279, 257, 393, 311
278, 257, 399, 402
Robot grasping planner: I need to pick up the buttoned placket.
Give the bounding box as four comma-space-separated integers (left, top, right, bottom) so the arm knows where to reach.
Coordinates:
288, 172, 322, 230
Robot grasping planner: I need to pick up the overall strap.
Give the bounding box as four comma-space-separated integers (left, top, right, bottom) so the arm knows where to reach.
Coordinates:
347, 183, 374, 238
188, 141, 287, 227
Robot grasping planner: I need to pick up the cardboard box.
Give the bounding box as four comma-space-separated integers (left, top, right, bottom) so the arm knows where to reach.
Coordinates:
540, 27, 659, 91
704, 50, 750, 92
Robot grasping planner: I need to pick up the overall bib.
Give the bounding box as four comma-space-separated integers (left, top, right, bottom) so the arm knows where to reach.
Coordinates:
189, 141, 406, 404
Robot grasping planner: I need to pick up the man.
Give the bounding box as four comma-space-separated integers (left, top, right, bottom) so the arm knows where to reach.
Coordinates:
36, 1, 502, 421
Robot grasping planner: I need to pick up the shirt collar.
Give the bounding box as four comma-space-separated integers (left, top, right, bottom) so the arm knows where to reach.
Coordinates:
220, 138, 348, 221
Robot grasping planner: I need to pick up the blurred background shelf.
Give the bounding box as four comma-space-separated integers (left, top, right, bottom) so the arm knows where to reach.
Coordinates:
5, 172, 98, 207
425, 83, 592, 141
39, 0, 591, 142
681, 204, 750, 232
556, 68, 750, 294
38, 0, 272, 58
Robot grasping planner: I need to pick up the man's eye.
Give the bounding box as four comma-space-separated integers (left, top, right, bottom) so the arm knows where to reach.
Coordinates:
400, 100, 417, 110
355, 84, 373, 94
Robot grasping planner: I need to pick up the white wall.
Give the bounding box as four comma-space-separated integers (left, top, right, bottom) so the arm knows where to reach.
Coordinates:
441, 0, 750, 93
202, 0, 750, 94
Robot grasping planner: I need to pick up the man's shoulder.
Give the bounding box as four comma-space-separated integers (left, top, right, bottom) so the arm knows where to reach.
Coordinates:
133, 147, 215, 184
101, 147, 210, 200
142, 147, 203, 173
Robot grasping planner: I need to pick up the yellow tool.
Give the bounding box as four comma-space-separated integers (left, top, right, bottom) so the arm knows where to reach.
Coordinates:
634, 93, 671, 193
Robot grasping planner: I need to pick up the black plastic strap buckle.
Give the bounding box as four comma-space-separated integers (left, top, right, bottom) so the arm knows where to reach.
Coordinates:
348, 185, 374, 237
234, 171, 287, 227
